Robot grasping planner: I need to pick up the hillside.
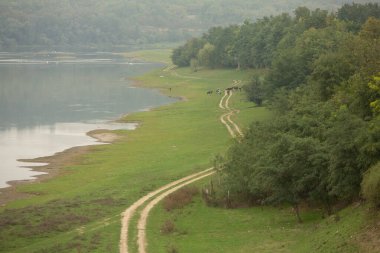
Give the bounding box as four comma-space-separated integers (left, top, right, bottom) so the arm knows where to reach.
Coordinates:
0, 0, 374, 51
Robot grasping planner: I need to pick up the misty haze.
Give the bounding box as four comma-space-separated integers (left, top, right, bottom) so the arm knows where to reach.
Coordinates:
0, 1, 379, 253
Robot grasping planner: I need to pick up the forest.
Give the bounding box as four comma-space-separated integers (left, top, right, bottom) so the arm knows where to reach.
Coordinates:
0, 0, 375, 51
172, 3, 380, 221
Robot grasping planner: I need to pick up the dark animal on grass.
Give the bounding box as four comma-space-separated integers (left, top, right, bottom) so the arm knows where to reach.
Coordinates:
207, 90, 213, 95
225, 87, 233, 94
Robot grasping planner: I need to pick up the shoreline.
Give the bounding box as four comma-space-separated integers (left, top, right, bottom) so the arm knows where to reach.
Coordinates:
0, 129, 124, 206
0, 57, 180, 206
0, 54, 177, 206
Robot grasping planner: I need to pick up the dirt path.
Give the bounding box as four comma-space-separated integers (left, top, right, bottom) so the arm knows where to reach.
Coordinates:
119, 168, 213, 253
119, 84, 243, 253
220, 89, 244, 138
137, 171, 215, 253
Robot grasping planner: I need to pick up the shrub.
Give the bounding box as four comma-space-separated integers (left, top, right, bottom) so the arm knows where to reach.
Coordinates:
163, 186, 198, 212
160, 219, 175, 234
166, 244, 179, 253
361, 162, 380, 208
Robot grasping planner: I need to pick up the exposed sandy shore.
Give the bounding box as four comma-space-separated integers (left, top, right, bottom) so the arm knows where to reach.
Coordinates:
88, 129, 121, 143
0, 129, 122, 206
0, 71, 179, 207
0, 69, 180, 207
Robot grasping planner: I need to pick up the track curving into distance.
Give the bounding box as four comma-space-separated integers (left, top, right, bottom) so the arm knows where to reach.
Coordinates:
120, 82, 243, 253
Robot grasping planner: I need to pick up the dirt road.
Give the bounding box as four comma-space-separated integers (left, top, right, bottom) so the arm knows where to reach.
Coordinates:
119, 85, 243, 253
220, 89, 244, 138
119, 168, 213, 253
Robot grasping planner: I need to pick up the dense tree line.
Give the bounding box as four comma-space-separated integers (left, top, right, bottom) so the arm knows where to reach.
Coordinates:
0, 0, 374, 51
173, 3, 380, 220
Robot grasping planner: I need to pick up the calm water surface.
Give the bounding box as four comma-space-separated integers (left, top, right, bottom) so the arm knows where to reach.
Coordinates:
0, 52, 175, 188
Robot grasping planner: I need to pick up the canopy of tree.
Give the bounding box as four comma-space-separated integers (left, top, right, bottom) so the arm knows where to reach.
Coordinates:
174, 3, 380, 220
0, 0, 375, 51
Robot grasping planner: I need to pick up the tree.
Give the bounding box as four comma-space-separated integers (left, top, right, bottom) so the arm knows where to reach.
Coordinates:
171, 38, 205, 67
262, 133, 328, 223
197, 43, 215, 68
325, 108, 370, 201
311, 51, 355, 100
369, 73, 380, 114
244, 75, 266, 106
337, 3, 380, 32
190, 58, 199, 72
336, 18, 380, 118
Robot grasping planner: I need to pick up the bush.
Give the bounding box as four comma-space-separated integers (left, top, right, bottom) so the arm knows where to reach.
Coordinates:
160, 220, 175, 234
163, 186, 198, 212
361, 162, 380, 208
166, 244, 179, 253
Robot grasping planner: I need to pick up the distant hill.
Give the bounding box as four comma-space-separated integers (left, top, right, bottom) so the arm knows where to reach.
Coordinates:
0, 0, 374, 51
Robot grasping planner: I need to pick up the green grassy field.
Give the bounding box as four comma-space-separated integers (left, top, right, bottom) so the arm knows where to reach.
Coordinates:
147, 187, 368, 253
0, 49, 374, 253
0, 50, 266, 253
128, 51, 373, 253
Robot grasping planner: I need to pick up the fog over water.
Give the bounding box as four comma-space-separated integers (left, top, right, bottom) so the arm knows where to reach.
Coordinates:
0, 53, 176, 188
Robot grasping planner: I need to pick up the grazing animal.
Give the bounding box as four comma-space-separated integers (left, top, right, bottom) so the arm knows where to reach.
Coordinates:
207, 90, 213, 95
225, 87, 233, 94
216, 88, 222, 95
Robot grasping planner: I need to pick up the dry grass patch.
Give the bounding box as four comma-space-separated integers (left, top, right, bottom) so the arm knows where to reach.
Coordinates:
163, 186, 198, 212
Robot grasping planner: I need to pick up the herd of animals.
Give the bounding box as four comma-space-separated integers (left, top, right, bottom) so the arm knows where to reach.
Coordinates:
206, 80, 242, 95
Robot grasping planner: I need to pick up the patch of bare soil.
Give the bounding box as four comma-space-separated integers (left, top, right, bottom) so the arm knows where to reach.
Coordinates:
356, 214, 380, 253
88, 129, 120, 143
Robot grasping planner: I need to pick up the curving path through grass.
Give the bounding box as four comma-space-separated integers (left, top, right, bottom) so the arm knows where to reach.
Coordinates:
119, 83, 243, 253
119, 168, 214, 253
219, 89, 244, 138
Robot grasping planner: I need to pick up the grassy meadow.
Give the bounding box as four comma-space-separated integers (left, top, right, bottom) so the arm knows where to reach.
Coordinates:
0, 49, 373, 253
147, 185, 368, 253
0, 50, 263, 252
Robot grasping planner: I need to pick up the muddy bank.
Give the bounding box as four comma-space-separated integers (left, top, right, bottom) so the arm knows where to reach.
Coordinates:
0, 129, 122, 206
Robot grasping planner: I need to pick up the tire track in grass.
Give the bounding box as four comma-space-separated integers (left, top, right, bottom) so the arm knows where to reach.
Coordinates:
119, 168, 214, 253
120, 81, 244, 253
137, 171, 215, 253
220, 89, 244, 138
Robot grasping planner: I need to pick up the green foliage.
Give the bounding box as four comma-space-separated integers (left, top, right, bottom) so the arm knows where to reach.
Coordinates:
369, 73, 380, 114
203, 26, 239, 68
0, 0, 368, 50
243, 75, 266, 106
221, 80, 379, 217
361, 162, 380, 208
173, 7, 380, 199
262, 134, 328, 221
311, 51, 356, 100
337, 3, 380, 32
325, 108, 371, 201
180, 6, 380, 217
197, 43, 215, 68
171, 38, 205, 67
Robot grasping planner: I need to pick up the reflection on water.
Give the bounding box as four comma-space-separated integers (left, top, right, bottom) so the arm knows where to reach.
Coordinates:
0, 122, 137, 188
0, 53, 175, 188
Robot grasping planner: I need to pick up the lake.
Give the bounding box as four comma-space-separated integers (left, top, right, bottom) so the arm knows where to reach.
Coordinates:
0, 52, 175, 188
